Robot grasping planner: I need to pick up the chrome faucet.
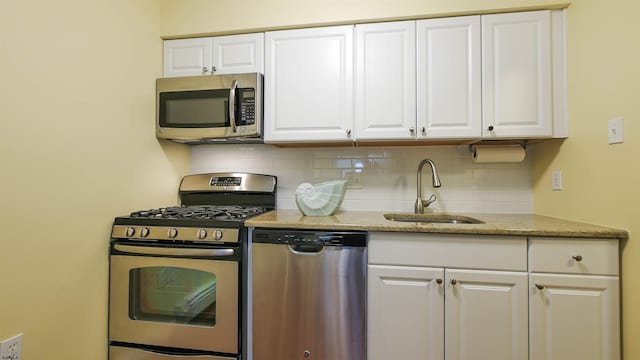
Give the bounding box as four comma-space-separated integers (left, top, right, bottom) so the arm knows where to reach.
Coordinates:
415, 159, 442, 213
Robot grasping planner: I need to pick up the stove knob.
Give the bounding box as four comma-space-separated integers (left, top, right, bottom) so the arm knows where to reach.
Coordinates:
197, 229, 208, 240
140, 227, 150, 238
125, 227, 136, 237
213, 230, 223, 241
168, 228, 178, 239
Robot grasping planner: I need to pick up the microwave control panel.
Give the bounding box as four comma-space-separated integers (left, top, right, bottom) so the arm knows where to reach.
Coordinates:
237, 88, 256, 126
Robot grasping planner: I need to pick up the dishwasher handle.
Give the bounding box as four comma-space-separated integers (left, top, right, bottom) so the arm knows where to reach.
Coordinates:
289, 244, 324, 253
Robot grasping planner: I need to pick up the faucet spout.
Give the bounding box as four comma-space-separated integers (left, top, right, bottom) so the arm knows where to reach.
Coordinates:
415, 159, 442, 213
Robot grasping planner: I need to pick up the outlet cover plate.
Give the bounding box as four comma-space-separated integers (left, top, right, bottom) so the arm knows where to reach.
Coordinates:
0, 333, 23, 360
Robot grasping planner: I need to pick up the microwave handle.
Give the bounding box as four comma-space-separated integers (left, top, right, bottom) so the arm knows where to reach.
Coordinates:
228, 80, 238, 133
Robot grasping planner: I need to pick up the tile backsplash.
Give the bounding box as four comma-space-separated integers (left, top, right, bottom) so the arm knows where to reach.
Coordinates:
190, 144, 533, 214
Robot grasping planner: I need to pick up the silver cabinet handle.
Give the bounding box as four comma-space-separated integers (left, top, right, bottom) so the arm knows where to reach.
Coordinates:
202, 66, 208, 74
211, 65, 217, 74
114, 244, 235, 257
409, 127, 415, 133
421, 127, 426, 133
346, 129, 352, 136
229, 79, 238, 133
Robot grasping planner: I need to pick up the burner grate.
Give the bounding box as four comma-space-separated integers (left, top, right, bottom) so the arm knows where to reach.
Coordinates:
130, 205, 269, 221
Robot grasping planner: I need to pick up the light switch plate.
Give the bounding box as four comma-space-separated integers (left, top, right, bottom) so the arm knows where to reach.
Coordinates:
608, 117, 624, 144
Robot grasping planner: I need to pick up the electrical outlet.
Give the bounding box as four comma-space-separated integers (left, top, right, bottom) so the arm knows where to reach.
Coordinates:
0, 333, 22, 360
551, 171, 563, 191
608, 117, 624, 144
344, 170, 363, 189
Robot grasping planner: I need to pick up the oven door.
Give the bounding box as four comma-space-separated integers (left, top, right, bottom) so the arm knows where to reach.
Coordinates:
109, 244, 239, 354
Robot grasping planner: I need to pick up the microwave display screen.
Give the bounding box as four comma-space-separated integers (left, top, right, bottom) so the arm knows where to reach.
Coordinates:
159, 89, 230, 128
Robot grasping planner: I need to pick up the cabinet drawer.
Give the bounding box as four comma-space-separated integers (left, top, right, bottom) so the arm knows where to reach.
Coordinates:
529, 237, 619, 275
369, 232, 526, 271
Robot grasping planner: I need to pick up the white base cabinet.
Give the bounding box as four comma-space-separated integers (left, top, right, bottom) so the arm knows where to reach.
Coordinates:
530, 274, 620, 360
368, 233, 621, 360
368, 265, 444, 360
445, 269, 528, 360
529, 237, 620, 360
368, 232, 528, 360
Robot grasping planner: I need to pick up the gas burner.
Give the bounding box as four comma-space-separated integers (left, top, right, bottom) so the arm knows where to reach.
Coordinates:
130, 205, 269, 221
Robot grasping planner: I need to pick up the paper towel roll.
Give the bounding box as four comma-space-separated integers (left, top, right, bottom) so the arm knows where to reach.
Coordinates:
471, 145, 526, 163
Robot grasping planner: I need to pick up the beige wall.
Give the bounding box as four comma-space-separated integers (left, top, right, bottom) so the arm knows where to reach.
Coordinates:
160, 0, 569, 37
0, 1, 188, 359
531, 0, 640, 358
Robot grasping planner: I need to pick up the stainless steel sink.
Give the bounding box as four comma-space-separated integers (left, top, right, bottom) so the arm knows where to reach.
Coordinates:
384, 213, 484, 224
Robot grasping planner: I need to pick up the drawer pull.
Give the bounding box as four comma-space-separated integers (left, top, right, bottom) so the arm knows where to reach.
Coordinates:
450, 278, 457, 285
435, 278, 443, 285
535, 284, 545, 290
572, 255, 583, 262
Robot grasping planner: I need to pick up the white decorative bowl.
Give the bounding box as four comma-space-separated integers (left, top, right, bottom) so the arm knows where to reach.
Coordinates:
295, 180, 348, 216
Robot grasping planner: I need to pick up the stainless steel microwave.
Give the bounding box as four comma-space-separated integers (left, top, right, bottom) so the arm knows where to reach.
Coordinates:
156, 72, 263, 143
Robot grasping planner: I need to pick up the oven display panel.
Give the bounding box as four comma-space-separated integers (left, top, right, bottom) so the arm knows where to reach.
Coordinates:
210, 177, 242, 187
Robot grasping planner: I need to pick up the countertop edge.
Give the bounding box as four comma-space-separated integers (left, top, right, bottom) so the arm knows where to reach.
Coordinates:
245, 210, 629, 240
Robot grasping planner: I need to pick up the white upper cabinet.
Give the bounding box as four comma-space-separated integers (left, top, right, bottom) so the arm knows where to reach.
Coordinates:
163, 38, 212, 77
264, 26, 354, 143
417, 16, 482, 140
482, 10, 553, 138
163, 33, 264, 77
355, 21, 416, 140
211, 33, 264, 74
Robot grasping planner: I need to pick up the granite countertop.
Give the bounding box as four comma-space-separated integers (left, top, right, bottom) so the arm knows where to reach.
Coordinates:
246, 210, 629, 239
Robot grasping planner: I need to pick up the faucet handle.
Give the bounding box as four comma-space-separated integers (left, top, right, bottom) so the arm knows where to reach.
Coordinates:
423, 194, 437, 208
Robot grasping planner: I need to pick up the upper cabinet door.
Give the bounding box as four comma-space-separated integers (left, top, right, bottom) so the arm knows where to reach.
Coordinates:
163, 34, 264, 77
211, 33, 264, 75
163, 38, 212, 77
355, 21, 416, 140
417, 16, 482, 140
482, 10, 552, 138
264, 26, 354, 143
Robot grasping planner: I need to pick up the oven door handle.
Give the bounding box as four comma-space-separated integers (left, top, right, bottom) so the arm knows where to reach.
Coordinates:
113, 244, 235, 258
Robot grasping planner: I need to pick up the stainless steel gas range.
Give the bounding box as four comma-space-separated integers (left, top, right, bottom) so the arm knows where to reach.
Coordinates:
108, 173, 276, 360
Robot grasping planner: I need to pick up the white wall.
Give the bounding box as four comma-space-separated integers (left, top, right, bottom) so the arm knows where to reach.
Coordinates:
191, 144, 532, 213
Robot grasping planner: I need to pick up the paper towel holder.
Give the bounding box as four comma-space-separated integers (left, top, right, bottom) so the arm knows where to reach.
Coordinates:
468, 142, 527, 155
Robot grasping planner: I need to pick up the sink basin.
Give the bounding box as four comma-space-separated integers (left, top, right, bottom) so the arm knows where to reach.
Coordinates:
384, 213, 484, 224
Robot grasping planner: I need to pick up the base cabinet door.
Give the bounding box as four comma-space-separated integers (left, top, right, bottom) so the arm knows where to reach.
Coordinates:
530, 273, 620, 360
367, 265, 444, 360
445, 269, 528, 360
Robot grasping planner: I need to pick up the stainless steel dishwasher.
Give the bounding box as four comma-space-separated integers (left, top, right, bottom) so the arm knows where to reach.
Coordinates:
251, 228, 367, 360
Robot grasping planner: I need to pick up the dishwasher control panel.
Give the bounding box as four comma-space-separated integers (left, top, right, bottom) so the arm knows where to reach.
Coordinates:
252, 229, 367, 247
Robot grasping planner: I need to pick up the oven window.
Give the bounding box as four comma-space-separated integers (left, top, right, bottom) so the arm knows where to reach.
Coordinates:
129, 266, 217, 327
